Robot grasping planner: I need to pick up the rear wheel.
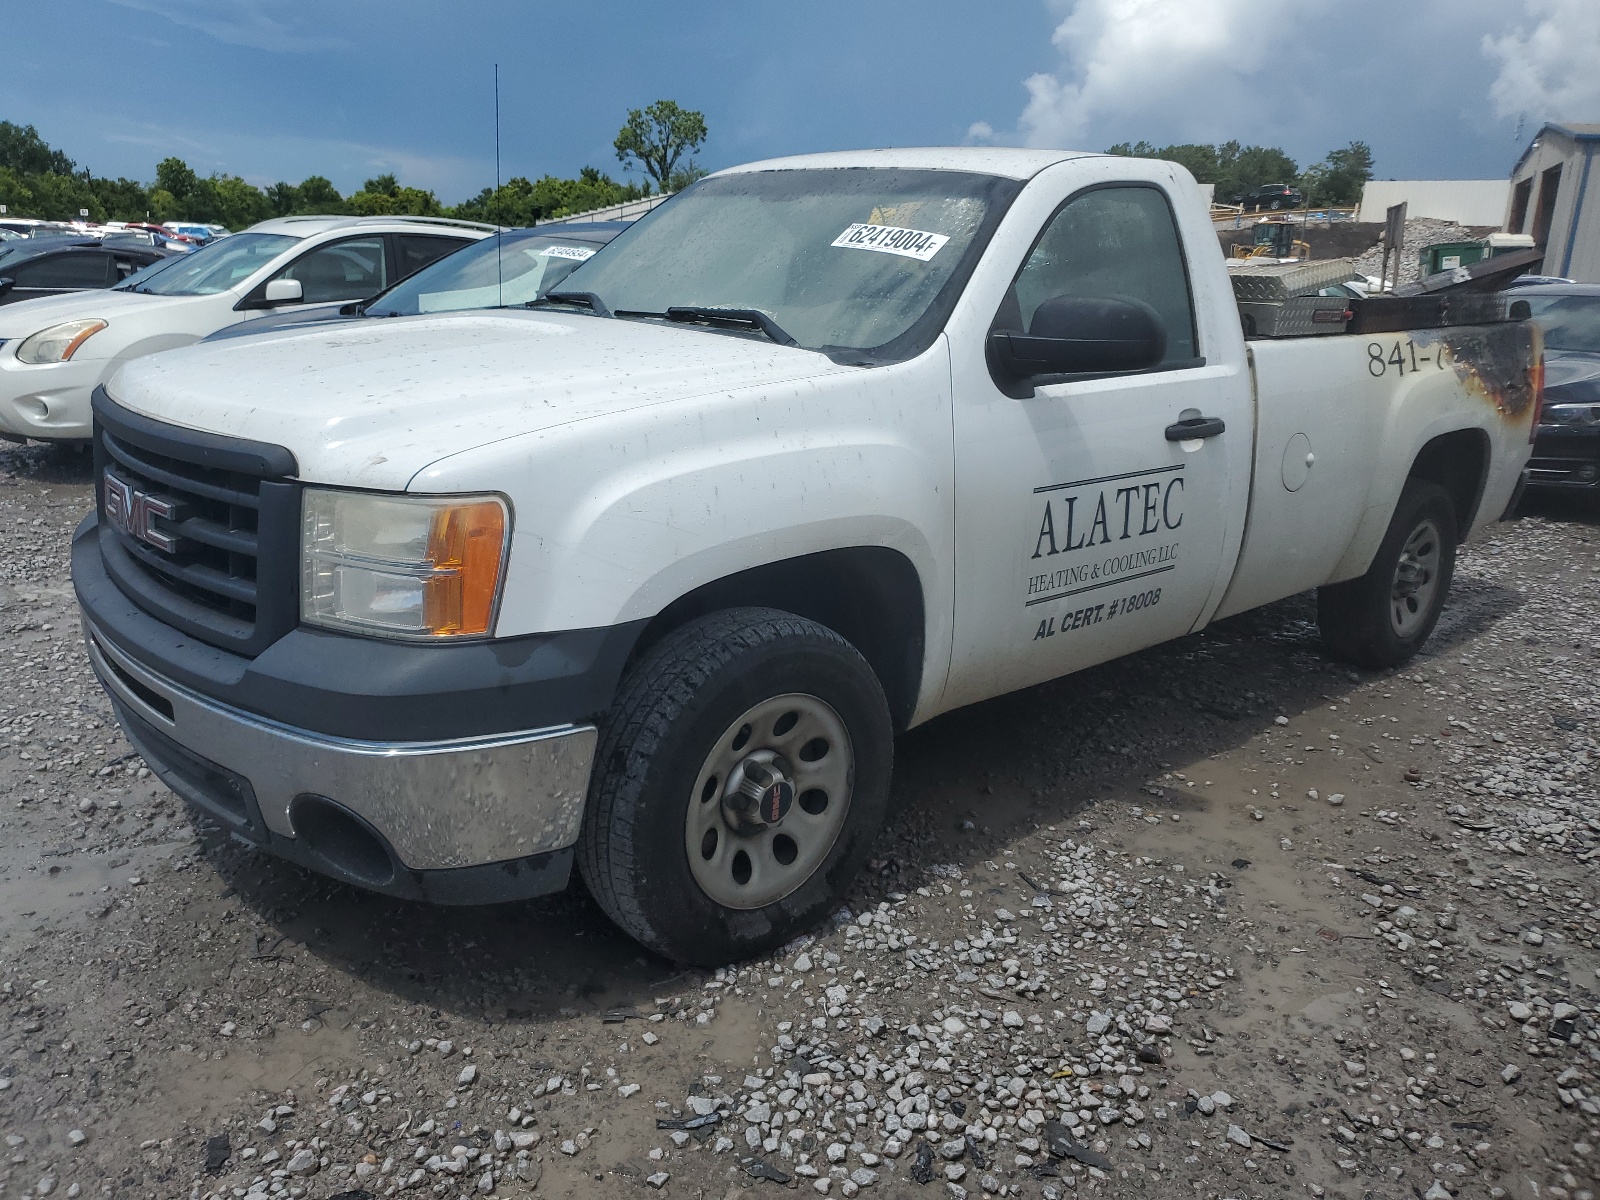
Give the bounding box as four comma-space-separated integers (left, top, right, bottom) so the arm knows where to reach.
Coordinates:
578, 608, 893, 965
1318, 479, 1457, 668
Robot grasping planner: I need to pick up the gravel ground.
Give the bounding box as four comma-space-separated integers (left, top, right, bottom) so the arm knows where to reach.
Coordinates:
0, 445, 1597, 1200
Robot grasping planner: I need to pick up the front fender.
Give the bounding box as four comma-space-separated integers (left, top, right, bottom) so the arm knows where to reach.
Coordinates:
413, 345, 959, 694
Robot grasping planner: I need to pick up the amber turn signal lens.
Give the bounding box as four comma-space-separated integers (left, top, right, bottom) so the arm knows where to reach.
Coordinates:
423, 501, 506, 637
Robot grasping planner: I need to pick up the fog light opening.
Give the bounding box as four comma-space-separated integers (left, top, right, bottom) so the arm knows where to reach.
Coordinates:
16, 396, 48, 421
289, 794, 397, 887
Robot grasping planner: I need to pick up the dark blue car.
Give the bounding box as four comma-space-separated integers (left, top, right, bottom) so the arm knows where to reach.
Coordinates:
204, 221, 629, 342
0, 234, 179, 306
1516, 282, 1600, 495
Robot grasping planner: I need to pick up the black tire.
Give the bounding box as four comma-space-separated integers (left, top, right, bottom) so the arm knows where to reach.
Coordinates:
1318, 479, 1457, 668
578, 607, 893, 965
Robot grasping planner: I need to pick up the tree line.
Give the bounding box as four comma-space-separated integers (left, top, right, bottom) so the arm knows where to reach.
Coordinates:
0, 100, 710, 229
1105, 139, 1375, 207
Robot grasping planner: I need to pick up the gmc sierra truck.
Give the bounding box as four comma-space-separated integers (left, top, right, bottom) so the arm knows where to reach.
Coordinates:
71, 149, 1541, 964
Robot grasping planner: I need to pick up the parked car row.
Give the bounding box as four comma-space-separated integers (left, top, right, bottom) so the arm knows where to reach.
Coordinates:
0, 214, 499, 441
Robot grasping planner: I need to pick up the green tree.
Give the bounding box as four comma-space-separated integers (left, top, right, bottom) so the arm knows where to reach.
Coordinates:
89, 176, 151, 222
147, 188, 180, 222
265, 181, 300, 216
1105, 139, 1297, 201
0, 166, 35, 215
451, 168, 649, 226
294, 176, 345, 214
210, 175, 273, 229
1297, 141, 1374, 207
614, 100, 707, 191
1213, 142, 1299, 200
154, 157, 198, 203
345, 173, 443, 217
0, 122, 74, 177
29, 172, 104, 222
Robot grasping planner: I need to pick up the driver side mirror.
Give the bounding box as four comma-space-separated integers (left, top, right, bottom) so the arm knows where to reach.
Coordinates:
263, 278, 304, 305
987, 294, 1167, 397
0, 277, 13, 298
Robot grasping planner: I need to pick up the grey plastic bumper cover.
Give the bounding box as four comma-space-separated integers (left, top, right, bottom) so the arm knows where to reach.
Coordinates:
84, 620, 597, 872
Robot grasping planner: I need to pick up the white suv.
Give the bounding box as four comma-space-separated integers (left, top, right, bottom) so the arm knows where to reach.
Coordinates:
0, 215, 493, 442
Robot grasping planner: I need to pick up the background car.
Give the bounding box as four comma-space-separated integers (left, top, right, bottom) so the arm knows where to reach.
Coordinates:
1514, 282, 1600, 496
0, 236, 177, 306
203, 221, 629, 342
0, 214, 493, 441
162, 222, 227, 245
1235, 183, 1304, 211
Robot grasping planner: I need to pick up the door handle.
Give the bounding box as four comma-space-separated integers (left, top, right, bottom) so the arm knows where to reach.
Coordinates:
1165, 415, 1226, 441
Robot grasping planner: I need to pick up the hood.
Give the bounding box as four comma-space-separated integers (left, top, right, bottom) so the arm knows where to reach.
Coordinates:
202, 302, 351, 343
0, 286, 199, 340
1543, 349, 1600, 393
107, 309, 852, 490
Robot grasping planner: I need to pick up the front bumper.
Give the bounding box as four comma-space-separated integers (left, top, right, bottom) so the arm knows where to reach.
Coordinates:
86, 620, 598, 902
0, 352, 103, 440
1526, 425, 1600, 489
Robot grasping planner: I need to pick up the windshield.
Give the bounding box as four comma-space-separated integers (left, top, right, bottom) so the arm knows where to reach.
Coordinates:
1523, 296, 1600, 354
365, 233, 605, 317
118, 232, 297, 296
555, 168, 1020, 362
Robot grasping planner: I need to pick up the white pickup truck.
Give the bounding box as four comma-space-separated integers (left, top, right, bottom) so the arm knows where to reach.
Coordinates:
71, 148, 1540, 964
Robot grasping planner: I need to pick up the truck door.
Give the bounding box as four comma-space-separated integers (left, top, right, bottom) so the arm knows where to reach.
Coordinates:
942, 182, 1252, 710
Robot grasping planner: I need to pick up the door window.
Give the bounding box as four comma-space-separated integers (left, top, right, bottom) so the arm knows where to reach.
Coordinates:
274, 237, 388, 303
1001, 186, 1197, 366
397, 234, 468, 278
10, 252, 114, 290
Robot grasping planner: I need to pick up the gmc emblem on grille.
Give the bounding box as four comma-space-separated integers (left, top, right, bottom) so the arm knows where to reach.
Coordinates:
103, 469, 181, 553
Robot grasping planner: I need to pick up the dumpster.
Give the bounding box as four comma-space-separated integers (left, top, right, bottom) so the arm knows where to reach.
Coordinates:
1418, 241, 1487, 276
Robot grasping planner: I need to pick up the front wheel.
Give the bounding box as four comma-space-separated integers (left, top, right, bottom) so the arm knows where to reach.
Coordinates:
578, 608, 893, 965
1318, 479, 1458, 668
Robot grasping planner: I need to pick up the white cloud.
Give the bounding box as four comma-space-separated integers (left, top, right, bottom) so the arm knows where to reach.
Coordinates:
1482, 0, 1600, 127
1017, 0, 1304, 148
965, 121, 995, 143
105, 0, 343, 52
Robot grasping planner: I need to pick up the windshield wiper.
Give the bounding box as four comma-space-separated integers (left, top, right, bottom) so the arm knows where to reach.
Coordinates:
527, 290, 613, 318
660, 306, 797, 347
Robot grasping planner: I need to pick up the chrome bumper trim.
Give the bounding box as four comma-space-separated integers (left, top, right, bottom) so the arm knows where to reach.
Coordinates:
84, 622, 597, 870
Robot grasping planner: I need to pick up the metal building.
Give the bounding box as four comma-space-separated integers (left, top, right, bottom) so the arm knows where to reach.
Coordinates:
1356, 180, 1510, 227
1505, 122, 1600, 282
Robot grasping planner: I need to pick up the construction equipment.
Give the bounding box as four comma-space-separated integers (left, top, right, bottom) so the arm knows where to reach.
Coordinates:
1230, 218, 1310, 261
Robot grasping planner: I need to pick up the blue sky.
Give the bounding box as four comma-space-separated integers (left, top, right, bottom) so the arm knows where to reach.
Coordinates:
2, 0, 1596, 204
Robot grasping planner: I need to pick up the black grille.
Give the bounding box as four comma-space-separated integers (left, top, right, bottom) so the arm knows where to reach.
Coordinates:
92, 387, 300, 657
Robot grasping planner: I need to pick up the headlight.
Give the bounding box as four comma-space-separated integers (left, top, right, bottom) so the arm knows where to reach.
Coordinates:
15, 319, 108, 364
1541, 402, 1600, 428
301, 489, 509, 639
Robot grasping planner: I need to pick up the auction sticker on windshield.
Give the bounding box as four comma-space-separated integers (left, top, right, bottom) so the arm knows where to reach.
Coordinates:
831, 223, 950, 262
540, 245, 596, 261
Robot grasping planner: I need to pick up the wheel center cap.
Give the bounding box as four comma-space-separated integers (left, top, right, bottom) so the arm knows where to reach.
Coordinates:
1395, 559, 1424, 597
725, 757, 794, 833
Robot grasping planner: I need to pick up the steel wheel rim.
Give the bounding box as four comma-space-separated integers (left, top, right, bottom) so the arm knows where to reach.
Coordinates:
1390, 517, 1442, 637
684, 692, 854, 910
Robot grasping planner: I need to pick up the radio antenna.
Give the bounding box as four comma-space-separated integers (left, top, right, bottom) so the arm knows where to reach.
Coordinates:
494, 63, 503, 307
